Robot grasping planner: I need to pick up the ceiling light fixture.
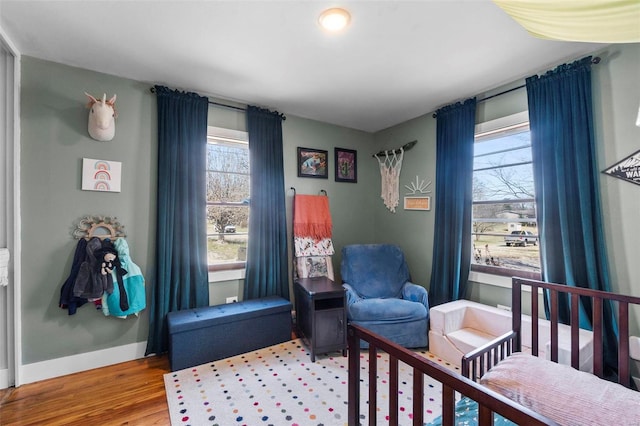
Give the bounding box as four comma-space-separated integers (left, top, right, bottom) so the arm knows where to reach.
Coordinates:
318, 8, 351, 32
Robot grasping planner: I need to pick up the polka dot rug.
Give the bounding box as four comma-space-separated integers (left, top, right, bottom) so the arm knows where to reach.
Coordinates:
164, 339, 460, 426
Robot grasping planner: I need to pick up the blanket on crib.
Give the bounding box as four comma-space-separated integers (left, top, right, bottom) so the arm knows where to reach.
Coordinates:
480, 352, 640, 426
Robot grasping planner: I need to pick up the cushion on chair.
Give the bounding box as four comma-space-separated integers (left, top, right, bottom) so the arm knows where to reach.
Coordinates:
341, 244, 410, 299
347, 298, 427, 323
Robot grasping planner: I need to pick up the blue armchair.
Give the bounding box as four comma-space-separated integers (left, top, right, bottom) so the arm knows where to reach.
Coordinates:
341, 244, 429, 348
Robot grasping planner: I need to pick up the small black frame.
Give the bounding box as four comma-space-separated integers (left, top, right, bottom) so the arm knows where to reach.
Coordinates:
297, 147, 328, 179
335, 147, 357, 183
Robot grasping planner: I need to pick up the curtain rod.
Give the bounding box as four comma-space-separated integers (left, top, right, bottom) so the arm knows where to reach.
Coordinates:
432, 56, 601, 118
149, 87, 286, 120
149, 87, 245, 110
478, 56, 600, 103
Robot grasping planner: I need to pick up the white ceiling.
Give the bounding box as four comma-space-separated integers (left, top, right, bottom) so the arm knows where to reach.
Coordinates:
0, 1, 606, 132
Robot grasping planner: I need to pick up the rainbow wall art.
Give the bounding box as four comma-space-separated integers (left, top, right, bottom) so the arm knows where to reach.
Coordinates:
81, 158, 122, 192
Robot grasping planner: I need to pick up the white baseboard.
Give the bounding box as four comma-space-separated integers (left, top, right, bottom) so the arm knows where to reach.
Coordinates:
19, 341, 147, 385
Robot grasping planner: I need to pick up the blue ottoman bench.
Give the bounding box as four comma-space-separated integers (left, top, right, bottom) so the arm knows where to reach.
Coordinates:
167, 296, 292, 371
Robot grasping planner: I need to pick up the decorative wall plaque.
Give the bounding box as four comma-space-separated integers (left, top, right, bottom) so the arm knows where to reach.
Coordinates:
602, 149, 640, 186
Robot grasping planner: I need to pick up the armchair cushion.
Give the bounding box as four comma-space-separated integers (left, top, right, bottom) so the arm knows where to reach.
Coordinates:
341, 244, 410, 299
347, 297, 427, 323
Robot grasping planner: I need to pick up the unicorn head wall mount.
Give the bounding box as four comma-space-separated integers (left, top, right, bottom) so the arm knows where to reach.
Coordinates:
85, 92, 117, 141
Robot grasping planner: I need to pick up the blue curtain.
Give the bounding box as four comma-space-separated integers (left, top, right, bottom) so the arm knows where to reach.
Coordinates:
145, 85, 210, 356
429, 98, 477, 306
526, 57, 618, 372
244, 106, 289, 300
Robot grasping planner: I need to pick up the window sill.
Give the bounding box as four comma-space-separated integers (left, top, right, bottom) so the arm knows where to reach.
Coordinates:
469, 268, 540, 294
468, 271, 512, 289
208, 261, 246, 272
208, 267, 246, 283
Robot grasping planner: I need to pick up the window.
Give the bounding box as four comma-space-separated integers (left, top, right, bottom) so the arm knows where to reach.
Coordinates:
206, 126, 249, 271
471, 112, 541, 279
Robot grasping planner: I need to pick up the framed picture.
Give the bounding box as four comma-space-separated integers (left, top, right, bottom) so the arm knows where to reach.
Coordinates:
297, 147, 328, 178
404, 196, 430, 211
335, 148, 357, 183
81, 158, 122, 192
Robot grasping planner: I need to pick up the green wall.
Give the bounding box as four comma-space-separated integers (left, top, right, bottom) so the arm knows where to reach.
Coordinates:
372, 116, 437, 288
20, 57, 156, 364
18, 43, 640, 368
282, 115, 376, 287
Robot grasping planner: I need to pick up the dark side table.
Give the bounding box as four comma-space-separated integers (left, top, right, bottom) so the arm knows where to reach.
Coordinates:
294, 276, 347, 362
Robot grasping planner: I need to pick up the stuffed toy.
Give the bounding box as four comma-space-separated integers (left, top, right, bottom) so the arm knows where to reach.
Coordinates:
101, 252, 117, 275
85, 92, 117, 141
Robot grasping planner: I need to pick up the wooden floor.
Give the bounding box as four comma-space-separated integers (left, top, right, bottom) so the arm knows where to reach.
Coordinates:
0, 355, 171, 426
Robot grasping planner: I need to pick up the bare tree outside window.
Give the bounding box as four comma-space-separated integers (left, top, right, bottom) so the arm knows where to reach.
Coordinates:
471, 116, 540, 278
206, 128, 250, 268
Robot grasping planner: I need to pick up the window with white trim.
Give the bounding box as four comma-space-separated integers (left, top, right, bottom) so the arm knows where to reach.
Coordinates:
471, 112, 541, 279
206, 126, 249, 270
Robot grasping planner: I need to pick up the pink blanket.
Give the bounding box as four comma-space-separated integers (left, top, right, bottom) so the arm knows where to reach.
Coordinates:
481, 352, 640, 426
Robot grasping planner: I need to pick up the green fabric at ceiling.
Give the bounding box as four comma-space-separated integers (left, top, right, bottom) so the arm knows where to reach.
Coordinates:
494, 0, 640, 43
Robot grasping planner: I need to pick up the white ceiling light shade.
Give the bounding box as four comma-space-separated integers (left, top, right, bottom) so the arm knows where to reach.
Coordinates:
318, 8, 351, 32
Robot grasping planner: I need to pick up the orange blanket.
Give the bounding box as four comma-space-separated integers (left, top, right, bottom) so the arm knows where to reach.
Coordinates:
293, 195, 332, 240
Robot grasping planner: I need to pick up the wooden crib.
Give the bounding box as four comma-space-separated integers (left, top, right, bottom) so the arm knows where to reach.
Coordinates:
461, 277, 640, 425
347, 277, 640, 426
347, 323, 555, 425
463, 277, 640, 385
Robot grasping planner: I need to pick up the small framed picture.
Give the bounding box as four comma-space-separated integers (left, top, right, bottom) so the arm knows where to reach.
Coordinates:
297, 147, 328, 178
335, 148, 357, 183
404, 196, 431, 211
81, 158, 122, 192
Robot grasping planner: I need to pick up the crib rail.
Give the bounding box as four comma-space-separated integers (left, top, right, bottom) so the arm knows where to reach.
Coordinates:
347, 323, 555, 426
514, 277, 640, 387
462, 330, 517, 381
461, 277, 640, 388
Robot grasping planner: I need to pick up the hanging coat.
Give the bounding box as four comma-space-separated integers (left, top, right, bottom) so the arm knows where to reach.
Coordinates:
102, 238, 146, 317
59, 238, 89, 315
73, 237, 114, 300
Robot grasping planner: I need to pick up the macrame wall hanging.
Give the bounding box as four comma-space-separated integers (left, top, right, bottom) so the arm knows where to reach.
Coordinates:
373, 140, 417, 213
375, 150, 404, 212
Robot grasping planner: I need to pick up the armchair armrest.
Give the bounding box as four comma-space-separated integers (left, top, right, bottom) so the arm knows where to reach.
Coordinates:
342, 283, 363, 306
401, 282, 429, 309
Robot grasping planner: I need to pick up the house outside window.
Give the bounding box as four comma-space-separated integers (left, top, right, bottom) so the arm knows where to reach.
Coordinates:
206, 126, 249, 271
471, 111, 541, 279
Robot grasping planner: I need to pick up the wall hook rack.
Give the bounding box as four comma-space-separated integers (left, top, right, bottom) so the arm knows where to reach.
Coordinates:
72, 215, 126, 240
372, 140, 417, 158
